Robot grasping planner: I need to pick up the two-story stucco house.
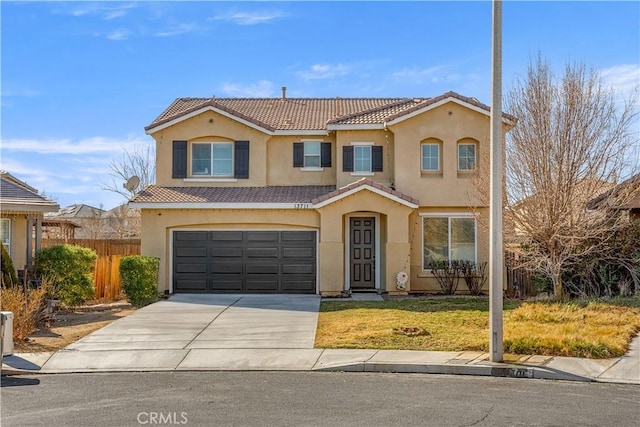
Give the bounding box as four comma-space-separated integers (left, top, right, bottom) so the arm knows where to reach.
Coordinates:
129, 90, 515, 296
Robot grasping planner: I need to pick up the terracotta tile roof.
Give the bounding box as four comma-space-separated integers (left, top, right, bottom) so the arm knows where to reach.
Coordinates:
130, 185, 336, 205
311, 178, 419, 206
145, 91, 516, 133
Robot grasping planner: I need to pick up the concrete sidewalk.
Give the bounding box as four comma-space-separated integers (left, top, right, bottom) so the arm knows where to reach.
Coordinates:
2, 294, 639, 384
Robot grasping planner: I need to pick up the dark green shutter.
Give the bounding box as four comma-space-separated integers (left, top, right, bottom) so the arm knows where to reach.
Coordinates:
234, 141, 249, 179
293, 142, 304, 167
321, 142, 332, 167
172, 140, 187, 178
343, 146, 354, 172
372, 146, 383, 172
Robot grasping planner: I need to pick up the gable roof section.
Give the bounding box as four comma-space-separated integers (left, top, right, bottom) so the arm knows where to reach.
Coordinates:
129, 185, 336, 209
312, 178, 418, 209
0, 171, 59, 213
145, 91, 516, 135
587, 173, 640, 210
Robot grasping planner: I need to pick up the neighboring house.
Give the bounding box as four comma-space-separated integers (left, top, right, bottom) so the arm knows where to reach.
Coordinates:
587, 173, 640, 220
0, 171, 59, 270
44, 204, 106, 239
102, 204, 141, 238
129, 90, 515, 295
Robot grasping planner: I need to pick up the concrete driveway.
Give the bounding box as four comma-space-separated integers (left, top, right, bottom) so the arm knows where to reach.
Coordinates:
39, 294, 323, 372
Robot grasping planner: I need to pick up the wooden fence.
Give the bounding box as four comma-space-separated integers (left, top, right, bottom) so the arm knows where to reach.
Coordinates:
505, 251, 537, 298
94, 255, 123, 300
41, 238, 140, 256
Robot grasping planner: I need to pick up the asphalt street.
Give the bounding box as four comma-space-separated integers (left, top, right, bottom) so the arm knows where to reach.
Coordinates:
2, 372, 639, 427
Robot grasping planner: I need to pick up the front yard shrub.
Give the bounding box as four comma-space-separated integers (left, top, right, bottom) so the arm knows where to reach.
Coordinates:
1, 242, 18, 287
459, 261, 488, 296
119, 256, 159, 307
0, 280, 48, 341
35, 244, 97, 307
430, 260, 462, 295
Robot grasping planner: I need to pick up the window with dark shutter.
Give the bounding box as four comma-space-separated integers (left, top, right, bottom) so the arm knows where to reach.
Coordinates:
234, 140, 250, 179
321, 142, 332, 168
293, 142, 304, 167
172, 140, 187, 178
343, 146, 354, 172
372, 146, 383, 172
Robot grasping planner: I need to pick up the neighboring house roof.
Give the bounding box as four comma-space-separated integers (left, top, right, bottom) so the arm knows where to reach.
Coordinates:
145, 91, 517, 134
45, 203, 105, 219
0, 171, 59, 213
42, 219, 82, 229
312, 178, 419, 208
129, 185, 337, 208
587, 173, 640, 210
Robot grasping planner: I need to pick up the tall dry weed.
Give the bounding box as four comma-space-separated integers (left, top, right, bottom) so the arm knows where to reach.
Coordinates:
0, 283, 48, 341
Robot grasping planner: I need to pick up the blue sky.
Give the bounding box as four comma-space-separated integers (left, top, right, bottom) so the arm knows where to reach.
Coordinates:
1, 1, 639, 210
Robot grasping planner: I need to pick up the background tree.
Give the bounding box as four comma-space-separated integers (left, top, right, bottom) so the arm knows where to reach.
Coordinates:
101, 144, 155, 201
504, 55, 638, 297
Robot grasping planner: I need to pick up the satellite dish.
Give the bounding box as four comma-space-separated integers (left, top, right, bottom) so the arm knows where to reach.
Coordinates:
123, 176, 140, 192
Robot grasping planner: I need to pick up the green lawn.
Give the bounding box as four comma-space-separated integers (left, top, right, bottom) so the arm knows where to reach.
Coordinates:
314, 297, 640, 358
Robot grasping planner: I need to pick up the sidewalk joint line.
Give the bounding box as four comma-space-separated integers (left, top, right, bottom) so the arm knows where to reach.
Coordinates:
182, 297, 243, 349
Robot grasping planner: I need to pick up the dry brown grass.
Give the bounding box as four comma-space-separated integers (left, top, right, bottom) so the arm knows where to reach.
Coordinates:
315, 297, 640, 358
0, 285, 48, 341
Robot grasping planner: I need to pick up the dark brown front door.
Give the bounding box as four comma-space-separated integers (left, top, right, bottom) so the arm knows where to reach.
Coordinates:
350, 217, 375, 289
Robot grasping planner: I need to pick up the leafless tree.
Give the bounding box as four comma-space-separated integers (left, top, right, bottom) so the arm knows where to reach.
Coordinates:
504, 55, 638, 297
101, 144, 155, 201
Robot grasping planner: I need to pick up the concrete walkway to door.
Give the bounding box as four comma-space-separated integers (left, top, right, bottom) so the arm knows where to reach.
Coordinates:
35, 294, 322, 372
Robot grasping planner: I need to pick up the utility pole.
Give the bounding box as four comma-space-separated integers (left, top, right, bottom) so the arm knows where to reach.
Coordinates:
489, 0, 504, 362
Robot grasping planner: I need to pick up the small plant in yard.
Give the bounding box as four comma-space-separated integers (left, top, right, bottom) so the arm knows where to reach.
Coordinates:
459, 261, 488, 296
0, 279, 49, 341
430, 260, 462, 295
1, 242, 18, 287
35, 244, 97, 307
119, 256, 159, 307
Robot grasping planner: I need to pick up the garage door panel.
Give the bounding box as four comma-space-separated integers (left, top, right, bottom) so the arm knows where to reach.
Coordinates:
209, 278, 243, 292
174, 279, 208, 292
282, 247, 315, 259
211, 231, 243, 241
174, 230, 316, 294
175, 263, 207, 274
175, 231, 208, 242
247, 247, 279, 258
175, 247, 208, 257
246, 231, 278, 242
210, 247, 243, 258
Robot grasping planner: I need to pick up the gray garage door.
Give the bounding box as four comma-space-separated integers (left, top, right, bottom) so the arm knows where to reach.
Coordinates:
173, 230, 316, 293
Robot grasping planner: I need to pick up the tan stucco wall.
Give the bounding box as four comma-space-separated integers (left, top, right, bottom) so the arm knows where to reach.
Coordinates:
390, 102, 490, 207
140, 208, 320, 293
266, 135, 336, 186
2, 214, 28, 269
152, 110, 271, 187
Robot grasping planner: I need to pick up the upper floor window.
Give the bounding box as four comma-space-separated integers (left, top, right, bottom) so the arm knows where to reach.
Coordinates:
421, 142, 441, 172
293, 141, 332, 169
458, 142, 477, 171
192, 142, 233, 176
1, 218, 10, 256
343, 143, 383, 175
172, 140, 249, 180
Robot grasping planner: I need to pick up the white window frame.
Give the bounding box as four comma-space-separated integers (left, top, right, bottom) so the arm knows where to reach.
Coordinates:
421, 213, 477, 270
191, 142, 234, 177
458, 142, 477, 171
301, 140, 323, 171
1, 218, 10, 257
350, 141, 374, 176
421, 142, 441, 172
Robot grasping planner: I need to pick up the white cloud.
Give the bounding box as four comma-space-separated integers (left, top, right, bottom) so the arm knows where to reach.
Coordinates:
392, 65, 450, 83
106, 28, 132, 41
296, 63, 353, 81
212, 10, 286, 25
600, 64, 640, 96
222, 80, 276, 97
1, 136, 150, 155
65, 2, 137, 20
154, 23, 198, 37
